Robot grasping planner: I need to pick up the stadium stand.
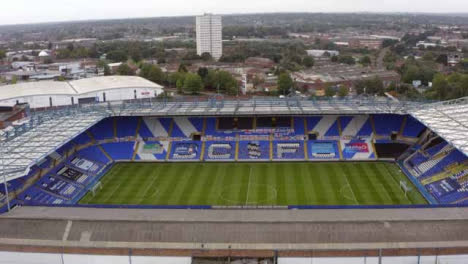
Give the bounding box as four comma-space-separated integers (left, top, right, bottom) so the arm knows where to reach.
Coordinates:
139, 117, 169, 138
205, 141, 236, 160
402, 116, 426, 138
88, 117, 115, 140
340, 115, 373, 138
170, 141, 202, 160
116, 117, 138, 138
372, 114, 404, 136
76, 146, 110, 164
238, 141, 270, 160
137, 141, 168, 160
308, 140, 340, 160
273, 141, 305, 160
306, 116, 339, 138
101, 142, 135, 160
72, 131, 93, 145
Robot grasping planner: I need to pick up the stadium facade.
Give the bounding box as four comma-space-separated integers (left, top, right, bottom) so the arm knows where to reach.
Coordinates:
0, 79, 468, 263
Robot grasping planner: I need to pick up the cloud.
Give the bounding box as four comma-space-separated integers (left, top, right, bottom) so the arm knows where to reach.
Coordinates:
0, 0, 467, 25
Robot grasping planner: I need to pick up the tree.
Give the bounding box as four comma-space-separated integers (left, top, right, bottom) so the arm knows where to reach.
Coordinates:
197, 67, 209, 80
337, 86, 349, 97
183, 73, 203, 95
200, 52, 213, 61
302, 56, 315, 68
331, 55, 338, 62
216, 71, 239, 95
140, 64, 164, 83
107, 50, 127, 62
338, 55, 356, 65
359, 56, 372, 66
178, 63, 188, 73
325, 85, 336, 97
0, 50, 5, 60
277, 73, 294, 95
116, 63, 135, 76
431, 73, 449, 100
97, 60, 111, 76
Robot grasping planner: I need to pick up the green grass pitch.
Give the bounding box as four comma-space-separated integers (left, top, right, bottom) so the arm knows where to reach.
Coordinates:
79, 162, 428, 206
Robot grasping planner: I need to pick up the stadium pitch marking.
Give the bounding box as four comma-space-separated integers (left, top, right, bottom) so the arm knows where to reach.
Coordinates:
245, 167, 253, 204
340, 184, 358, 204
219, 183, 278, 205
342, 171, 359, 204
136, 172, 162, 204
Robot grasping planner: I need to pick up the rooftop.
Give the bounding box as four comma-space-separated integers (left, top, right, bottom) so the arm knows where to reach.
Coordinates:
0, 76, 163, 102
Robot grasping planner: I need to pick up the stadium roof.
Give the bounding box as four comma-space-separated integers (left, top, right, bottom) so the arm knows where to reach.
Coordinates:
0, 76, 163, 101
410, 96, 468, 157
0, 106, 109, 180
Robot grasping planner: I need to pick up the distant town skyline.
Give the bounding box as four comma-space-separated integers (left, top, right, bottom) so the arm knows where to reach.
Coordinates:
1, 0, 468, 26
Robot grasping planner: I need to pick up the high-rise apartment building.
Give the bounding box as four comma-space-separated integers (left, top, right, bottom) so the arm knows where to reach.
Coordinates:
196, 14, 222, 60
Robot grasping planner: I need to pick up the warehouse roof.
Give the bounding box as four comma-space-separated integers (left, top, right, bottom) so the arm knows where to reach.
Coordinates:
0, 76, 163, 101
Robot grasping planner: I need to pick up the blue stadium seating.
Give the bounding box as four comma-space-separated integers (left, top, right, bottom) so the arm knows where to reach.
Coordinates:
339, 116, 353, 133
324, 120, 340, 137
101, 142, 135, 160
72, 131, 92, 145
293, 117, 305, 135
89, 117, 114, 140
170, 121, 187, 138
273, 141, 305, 160
403, 116, 426, 137
238, 141, 270, 160
141, 141, 168, 160
35, 175, 83, 199
205, 118, 236, 137
357, 118, 373, 137
76, 146, 110, 164
420, 149, 467, 178
169, 141, 202, 160
205, 141, 236, 160
426, 142, 448, 156
306, 116, 321, 132
189, 118, 204, 132
308, 140, 340, 160
373, 114, 404, 136
116, 117, 138, 138
19, 187, 66, 205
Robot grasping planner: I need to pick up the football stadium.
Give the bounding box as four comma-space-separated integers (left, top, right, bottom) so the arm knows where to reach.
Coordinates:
0, 76, 468, 263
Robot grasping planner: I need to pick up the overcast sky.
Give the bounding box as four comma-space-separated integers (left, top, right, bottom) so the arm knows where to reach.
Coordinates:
1, 0, 468, 25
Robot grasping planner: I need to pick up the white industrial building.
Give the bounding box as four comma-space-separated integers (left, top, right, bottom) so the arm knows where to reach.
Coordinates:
196, 13, 223, 60
0, 76, 164, 109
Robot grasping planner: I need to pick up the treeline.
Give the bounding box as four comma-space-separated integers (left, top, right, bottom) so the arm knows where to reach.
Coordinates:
426, 73, 468, 100
55, 40, 196, 63
115, 62, 240, 95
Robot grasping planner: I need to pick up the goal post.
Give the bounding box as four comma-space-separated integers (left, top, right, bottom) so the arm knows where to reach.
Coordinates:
400, 180, 413, 198
90, 182, 103, 196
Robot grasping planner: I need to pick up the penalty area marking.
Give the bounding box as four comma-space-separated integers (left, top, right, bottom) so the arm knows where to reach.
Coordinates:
245, 166, 253, 204
219, 183, 278, 205
340, 184, 358, 204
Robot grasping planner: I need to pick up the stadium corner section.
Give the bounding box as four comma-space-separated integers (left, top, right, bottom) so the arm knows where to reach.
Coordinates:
2, 114, 468, 211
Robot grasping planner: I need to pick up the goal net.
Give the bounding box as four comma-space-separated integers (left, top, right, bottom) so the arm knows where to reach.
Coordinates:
400, 180, 413, 197
90, 182, 103, 196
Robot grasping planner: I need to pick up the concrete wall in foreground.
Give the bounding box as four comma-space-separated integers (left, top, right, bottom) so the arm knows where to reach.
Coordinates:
0, 252, 191, 264
279, 255, 468, 264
